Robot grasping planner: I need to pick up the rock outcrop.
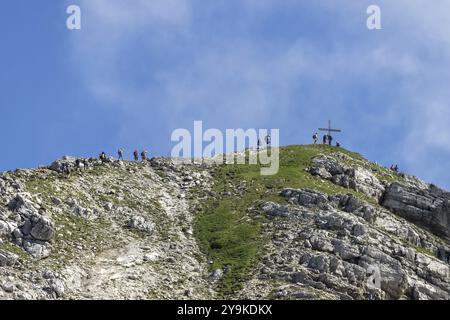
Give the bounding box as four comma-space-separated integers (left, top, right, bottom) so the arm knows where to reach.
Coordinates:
239, 188, 450, 300
308, 154, 385, 200
381, 182, 450, 239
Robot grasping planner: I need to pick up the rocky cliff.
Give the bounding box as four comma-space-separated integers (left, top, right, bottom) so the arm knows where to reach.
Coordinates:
0, 145, 449, 300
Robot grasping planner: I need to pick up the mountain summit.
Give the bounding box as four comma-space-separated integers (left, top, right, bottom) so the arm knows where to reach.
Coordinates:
0, 145, 449, 300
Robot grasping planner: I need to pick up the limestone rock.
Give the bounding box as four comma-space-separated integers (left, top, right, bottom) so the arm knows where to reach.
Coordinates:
381, 182, 450, 238
0, 250, 18, 267
308, 155, 384, 200
128, 215, 155, 234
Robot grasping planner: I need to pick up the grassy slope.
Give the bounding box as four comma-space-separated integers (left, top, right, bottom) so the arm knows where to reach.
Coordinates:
3, 145, 405, 297
194, 144, 403, 297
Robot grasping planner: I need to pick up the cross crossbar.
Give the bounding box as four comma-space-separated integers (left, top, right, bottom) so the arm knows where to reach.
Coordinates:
318, 120, 342, 136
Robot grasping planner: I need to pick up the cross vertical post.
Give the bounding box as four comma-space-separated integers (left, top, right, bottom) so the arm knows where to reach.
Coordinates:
318, 120, 342, 140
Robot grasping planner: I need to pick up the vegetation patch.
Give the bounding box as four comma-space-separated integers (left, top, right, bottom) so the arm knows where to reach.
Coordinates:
0, 241, 29, 261
195, 145, 375, 297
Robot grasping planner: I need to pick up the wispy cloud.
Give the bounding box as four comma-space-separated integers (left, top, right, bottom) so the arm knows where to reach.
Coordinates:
69, 0, 450, 188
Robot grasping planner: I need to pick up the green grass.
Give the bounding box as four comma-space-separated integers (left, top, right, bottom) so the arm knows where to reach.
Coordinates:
0, 241, 29, 261
414, 245, 435, 257
194, 144, 377, 297
25, 176, 58, 201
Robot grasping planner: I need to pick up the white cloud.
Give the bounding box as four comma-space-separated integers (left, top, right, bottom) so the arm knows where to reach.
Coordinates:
69, 0, 450, 187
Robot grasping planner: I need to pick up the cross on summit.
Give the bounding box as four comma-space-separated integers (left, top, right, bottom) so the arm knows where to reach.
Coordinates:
319, 120, 342, 137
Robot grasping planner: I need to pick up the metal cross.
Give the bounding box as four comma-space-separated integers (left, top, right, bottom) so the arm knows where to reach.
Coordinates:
319, 120, 342, 137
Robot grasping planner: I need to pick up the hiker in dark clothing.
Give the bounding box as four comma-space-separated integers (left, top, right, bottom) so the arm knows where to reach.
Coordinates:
118, 149, 124, 160
257, 139, 261, 151
75, 159, 82, 172
62, 162, 71, 175
133, 150, 139, 161
313, 132, 318, 145
99, 152, 107, 163
328, 135, 333, 146
61, 163, 67, 175
336, 142, 341, 147
83, 159, 89, 170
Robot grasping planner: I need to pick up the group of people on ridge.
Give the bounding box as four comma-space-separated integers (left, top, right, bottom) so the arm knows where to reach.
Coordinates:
61, 149, 149, 176
61, 158, 90, 174
313, 132, 340, 147
101, 149, 148, 162
390, 164, 399, 173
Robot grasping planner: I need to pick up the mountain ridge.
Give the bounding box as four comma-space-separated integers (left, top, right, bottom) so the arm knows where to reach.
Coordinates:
0, 145, 449, 300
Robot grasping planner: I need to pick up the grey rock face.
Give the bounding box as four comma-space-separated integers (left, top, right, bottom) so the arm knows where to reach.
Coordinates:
261, 202, 290, 218
242, 188, 450, 300
30, 217, 54, 241
308, 155, 385, 200
5, 193, 55, 258
22, 240, 51, 259
0, 220, 14, 237
2, 282, 15, 293
127, 215, 155, 234
49, 279, 65, 298
281, 188, 378, 223
0, 251, 18, 267
381, 182, 450, 238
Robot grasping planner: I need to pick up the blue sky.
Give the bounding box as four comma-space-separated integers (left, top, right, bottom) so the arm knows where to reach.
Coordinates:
1, 0, 450, 189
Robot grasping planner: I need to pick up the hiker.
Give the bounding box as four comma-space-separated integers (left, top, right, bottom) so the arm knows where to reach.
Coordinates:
133, 150, 139, 161
118, 148, 124, 160
61, 163, 67, 175
141, 150, 148, 161
63, 162, 71, 175
265, 135, 271, 146
83, 158, 89, 170
257, 138, 261, 151
328, 135, 333, 146
336, 142, 341, 147
323, 135, 328, 145
75, 159, 82, 172
99, 152, 107, 163
313, 132, 318, 145
394, 165, 399, 172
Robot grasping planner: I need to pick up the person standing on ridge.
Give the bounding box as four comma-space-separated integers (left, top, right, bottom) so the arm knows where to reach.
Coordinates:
328, 135, 333, 146
75, 159, 82, 172
118, 148, 124, 160
133, 150, 139, 161
323, 135, 328, 145
257, 138, 261, 151
99, 152, 107, 163
141, 150, 148, 161
83, 158, 89, 170
313, 132, 318, 144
